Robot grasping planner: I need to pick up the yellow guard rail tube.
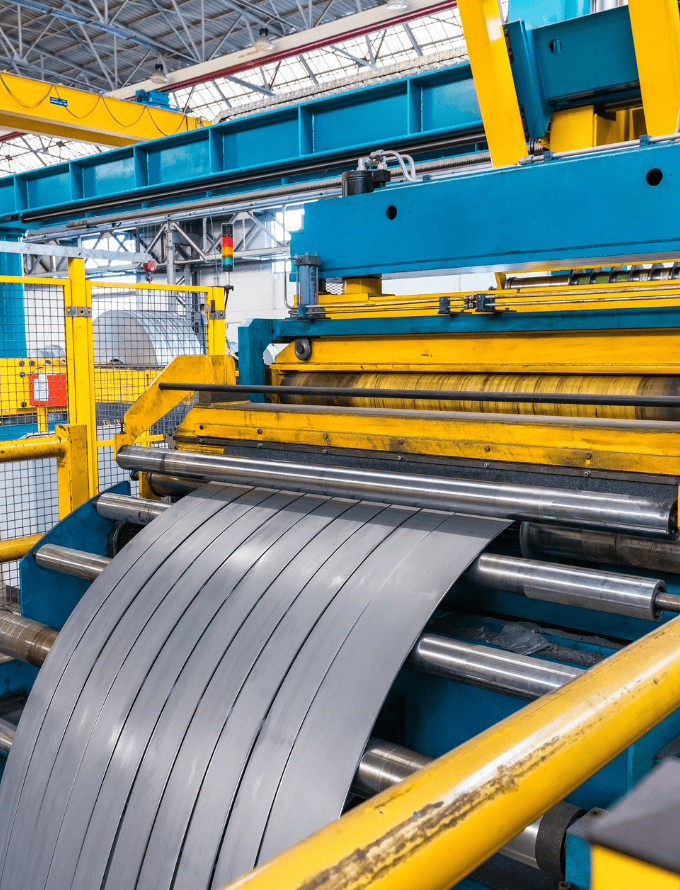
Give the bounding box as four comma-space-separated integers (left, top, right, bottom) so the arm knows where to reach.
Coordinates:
220, 614, 680, 890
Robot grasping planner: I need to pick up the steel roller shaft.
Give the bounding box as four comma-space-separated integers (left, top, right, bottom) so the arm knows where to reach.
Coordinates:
0, 719, 15, 756
409, 634, 583, 699
36, 544, 110, 581
465, 553, 671, 620
96, 493, 167, 526
521, 522, 680, 576
116, 445, 678, 537
0, 612, 58, 668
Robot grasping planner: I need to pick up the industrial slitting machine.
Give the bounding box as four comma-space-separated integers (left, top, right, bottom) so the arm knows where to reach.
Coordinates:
7, 2, 680, 890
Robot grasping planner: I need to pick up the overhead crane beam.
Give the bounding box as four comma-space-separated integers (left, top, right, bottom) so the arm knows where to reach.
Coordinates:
0, 72, 207, 147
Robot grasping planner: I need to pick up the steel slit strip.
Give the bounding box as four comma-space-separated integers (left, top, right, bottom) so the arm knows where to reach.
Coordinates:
44, 489, 308, 890
8, 485, 255, 890
0, 481, 242, 886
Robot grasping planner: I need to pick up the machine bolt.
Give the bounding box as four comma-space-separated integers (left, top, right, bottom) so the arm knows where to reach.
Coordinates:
585, 452, 592, 460
20, 401, 26, 408
257, 428, 263, 434
583, 470, 590, 477
322, 448, 328, 454
484, 445, 490, 452
483, 462, 489, 468
257, 443, 263, 448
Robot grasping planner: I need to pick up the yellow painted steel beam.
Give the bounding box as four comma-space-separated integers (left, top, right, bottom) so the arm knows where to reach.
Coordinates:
218, 615, 680, 890
206, 286, 227, 357
271, 328, 680, 376
113, 353, 236, 453
592, 847, 680, 889
457, 0, 527, 166
176, 403, 680, 476
65, 260, 97, 496
628, 0, 680, 137
55, 423, 89, 517
0, 72, 207, 146
0, 535, 42, 564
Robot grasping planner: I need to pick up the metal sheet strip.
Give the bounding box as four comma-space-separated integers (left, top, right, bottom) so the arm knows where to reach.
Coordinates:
0, 482, 243, 887
8, 485, 261, 890
256, 512, 509, 869
0, 489, 508, 890
71, 493, 350, 890
44, 489, 311, 890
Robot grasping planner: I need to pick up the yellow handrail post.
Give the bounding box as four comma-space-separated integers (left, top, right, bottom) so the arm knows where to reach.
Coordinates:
207, 286, 227, 356
55, 423, 89, 518
65, 259, 98, 498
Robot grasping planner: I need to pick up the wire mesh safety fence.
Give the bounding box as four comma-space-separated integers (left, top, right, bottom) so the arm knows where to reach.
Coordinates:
91, 284, 207, 494
1, 279, 67, 593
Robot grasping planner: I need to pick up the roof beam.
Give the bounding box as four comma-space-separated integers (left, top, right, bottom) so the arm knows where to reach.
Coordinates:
8, 0, 197, 63
111, 0, 458, 96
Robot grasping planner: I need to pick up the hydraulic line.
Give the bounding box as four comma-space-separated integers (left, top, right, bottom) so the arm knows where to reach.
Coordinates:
116, 445, 679, 537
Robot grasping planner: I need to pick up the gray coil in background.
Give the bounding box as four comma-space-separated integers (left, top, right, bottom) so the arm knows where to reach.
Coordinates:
0, 485, 508, 890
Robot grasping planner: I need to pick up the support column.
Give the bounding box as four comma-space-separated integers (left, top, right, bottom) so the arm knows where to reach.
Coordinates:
457, 0, 528, 167
628, 0, 680, 136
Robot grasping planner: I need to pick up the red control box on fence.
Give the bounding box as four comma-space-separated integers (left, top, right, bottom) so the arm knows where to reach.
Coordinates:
29, 372, 68, 408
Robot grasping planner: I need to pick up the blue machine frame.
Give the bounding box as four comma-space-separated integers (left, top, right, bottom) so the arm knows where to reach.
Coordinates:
0, 5, 643, 229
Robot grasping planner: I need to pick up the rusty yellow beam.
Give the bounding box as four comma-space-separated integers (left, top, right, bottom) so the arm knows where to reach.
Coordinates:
0, 436, 66, 463
0, 72, 207, 146
0, 535, 42, 563
218, 615, 680, 890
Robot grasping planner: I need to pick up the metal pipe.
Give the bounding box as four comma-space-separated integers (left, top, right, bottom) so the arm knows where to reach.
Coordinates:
35, 544, 111, 582
466, 553, 666, 620
147, 473, 200, 498
157, 380, 680, 410
0, 717, 15, 756
117, 445, 679, 537
0, 534, 43, 564
408, 634, 583, 699
96, 492, 168, 525
0, 437, 66, 463
0, 612, 58, 668
353, 739, 582, 877
213, 613, 680, 890
521, 522, 680, 581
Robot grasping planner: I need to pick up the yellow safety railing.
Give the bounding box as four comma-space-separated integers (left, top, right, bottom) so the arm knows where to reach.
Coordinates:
217, 613, 680, 890
0, 265, 227, 564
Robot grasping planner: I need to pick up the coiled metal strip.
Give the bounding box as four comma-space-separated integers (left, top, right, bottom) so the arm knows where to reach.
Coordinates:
0, 482, 240, 885
0, 487, 507, 890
